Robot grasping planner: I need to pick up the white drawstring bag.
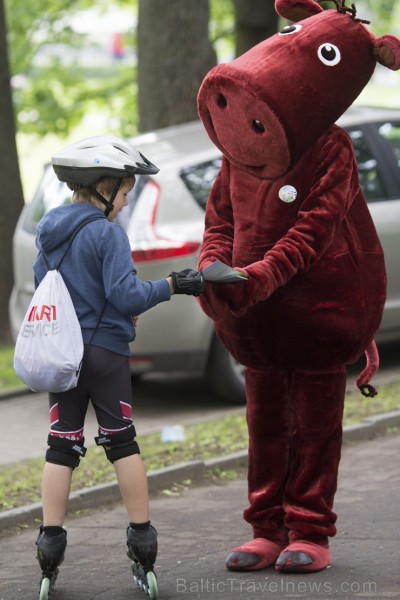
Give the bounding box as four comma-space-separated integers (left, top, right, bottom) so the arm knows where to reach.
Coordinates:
14, 269, 84, 393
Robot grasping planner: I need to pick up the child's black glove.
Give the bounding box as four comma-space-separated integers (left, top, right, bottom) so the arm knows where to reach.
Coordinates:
170, 269, 205, 296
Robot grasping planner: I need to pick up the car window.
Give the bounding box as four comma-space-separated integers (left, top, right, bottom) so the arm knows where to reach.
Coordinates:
347, 127, 387, 202
22, 167, 72, 234
179, 126, 393, 208
22, 169, 145, 235
377, 121, 400, 169
180, 157, 222, 210
115, 175, 146, 230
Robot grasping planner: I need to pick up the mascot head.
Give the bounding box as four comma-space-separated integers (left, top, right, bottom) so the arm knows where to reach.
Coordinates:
198, 0, 400, 179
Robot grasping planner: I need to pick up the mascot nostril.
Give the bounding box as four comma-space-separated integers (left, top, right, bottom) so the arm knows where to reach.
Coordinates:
252, 120, 265, 133
197, 0, 399, 577
217, 93, 228, 108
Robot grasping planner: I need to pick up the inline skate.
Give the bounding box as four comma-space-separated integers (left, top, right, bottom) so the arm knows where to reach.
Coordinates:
36, 526, 67, 600
126, 523, 158, 599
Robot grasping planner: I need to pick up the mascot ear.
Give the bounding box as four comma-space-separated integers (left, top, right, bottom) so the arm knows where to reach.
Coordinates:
373, 35, 400, 70
275, 0, 323, 22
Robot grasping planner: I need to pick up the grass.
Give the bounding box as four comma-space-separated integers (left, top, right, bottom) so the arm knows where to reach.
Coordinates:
0, 346, 21, 390
344, 382, 400, 424
0, 381, 399, 513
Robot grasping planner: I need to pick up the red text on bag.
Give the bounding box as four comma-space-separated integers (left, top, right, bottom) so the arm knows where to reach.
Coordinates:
27, 305, 57, 321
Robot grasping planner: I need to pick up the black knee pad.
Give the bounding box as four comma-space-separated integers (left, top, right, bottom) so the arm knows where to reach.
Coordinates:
95, 425, 140, 463
46, 435, 87, 469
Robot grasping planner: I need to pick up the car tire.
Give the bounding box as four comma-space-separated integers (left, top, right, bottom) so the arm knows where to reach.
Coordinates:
206, 335, 246, 404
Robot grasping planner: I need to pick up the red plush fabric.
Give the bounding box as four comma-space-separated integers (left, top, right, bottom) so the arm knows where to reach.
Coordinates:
275, 0, 323, 21
196, 0, 395, 572
276, 540, 331, 573
226, 538, 283, 571
199, 126, 386, 370
198, 10, 376, 176
243, 367, 346, 539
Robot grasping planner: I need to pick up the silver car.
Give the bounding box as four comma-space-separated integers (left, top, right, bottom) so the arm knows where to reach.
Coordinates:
9, 107, 400, 403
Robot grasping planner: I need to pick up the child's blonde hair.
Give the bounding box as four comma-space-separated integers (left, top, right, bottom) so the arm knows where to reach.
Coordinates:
72, 175, 135, 206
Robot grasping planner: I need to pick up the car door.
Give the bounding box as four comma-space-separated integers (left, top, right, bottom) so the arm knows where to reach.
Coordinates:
346, 118, 400, 342
9, 167, 71, 339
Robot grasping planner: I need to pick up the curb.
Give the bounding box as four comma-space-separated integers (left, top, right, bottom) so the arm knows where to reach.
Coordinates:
0, 455, 248, 533
1, 411, 399, 533
0, 386, 32, 401
343, 409, 400, 441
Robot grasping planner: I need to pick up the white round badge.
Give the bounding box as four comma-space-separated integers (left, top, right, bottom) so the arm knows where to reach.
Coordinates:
279, 185, 297, 203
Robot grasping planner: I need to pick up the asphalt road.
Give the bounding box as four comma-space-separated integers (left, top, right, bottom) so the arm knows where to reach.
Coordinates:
1, 432, 399, 600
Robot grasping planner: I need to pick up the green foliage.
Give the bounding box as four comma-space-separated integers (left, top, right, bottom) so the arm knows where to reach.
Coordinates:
210, 0, 235, 58
319, 1, 399, 36
4, 0, 235, 139
360, 0, 400, 36
5, 0, 138, 138
4, 0, 398, 141
14, 61, 138, 138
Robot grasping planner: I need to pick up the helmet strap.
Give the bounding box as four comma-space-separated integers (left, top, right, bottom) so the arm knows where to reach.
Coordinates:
89, 178, 122, 217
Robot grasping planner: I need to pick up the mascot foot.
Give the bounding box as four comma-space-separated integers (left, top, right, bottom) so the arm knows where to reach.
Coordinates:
275, 541, 331, 573
226, 538, 282, 571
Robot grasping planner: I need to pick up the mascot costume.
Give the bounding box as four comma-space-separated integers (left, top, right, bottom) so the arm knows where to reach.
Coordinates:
196, 0, 400, 574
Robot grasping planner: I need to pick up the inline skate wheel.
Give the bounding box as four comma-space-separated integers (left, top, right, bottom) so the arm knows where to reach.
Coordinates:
38, 576, 50, 600
131, 562, 158, 598
146, 570, 158, 599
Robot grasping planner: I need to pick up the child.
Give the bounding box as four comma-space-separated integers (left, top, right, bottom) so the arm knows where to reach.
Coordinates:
33, 135, 204, 597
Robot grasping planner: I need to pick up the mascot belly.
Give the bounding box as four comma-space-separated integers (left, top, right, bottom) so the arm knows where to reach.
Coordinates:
214, 132, 386, 370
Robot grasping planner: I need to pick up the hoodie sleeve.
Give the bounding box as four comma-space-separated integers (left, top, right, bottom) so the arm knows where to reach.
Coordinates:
100, 223, 170, 315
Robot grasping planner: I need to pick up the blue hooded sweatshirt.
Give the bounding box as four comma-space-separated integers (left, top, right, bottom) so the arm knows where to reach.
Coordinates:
33, 202, 171, 356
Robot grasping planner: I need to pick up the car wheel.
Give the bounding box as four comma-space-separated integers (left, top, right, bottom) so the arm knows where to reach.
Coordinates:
206, 335, 246, 404
131, 373, 142, 384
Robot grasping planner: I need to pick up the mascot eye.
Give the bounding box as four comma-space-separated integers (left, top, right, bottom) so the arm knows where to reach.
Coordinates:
279, 24, 302, 36
317, 43, 341, 66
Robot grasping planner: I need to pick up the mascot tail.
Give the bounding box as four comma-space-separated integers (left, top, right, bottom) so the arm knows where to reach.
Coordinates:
356, 340, 379, 397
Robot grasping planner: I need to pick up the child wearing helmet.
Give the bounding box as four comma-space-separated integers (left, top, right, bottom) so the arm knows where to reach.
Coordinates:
33, 135, 204, 597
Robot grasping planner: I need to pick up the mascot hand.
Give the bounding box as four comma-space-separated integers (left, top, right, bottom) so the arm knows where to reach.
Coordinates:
196, 285, 227, 321
224, 265, 275, 316
196, 259, 229, 320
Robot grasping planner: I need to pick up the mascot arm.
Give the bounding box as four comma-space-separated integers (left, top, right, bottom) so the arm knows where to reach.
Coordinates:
197, 158, 235, 320
228, 129, 359, 315
199, 157, 234, 269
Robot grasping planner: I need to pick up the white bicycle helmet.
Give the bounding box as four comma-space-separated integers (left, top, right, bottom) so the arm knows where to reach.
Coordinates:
52, 135, 159, 187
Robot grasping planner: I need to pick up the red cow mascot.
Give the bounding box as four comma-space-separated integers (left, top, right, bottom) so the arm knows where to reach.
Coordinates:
197, 0, 400, 574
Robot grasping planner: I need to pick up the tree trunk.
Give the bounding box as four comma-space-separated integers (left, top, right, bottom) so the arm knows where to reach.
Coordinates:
138, 0, 217, 132
0, 0, 25, 344
234, 0, 279, 57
